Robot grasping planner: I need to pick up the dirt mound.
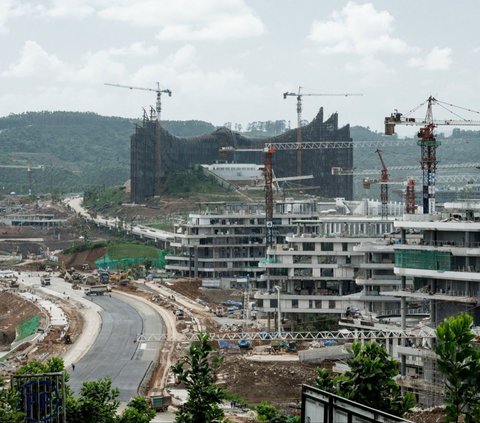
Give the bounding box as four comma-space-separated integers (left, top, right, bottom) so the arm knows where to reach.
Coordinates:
59, 247, 106, 270
217, 355, 318, 405
0, 292, 43, 346
169, 279, 243, 307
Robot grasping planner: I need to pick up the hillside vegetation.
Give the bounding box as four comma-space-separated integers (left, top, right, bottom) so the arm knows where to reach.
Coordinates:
0, 111, 478, 196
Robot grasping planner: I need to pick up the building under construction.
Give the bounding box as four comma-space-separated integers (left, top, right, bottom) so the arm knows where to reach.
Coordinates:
130, 108, 353, 203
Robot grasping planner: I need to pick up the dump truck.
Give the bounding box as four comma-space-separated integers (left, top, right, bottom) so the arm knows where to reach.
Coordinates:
84, 285, 109, 296
148, 394, 172, 412
41, 276, 51, 286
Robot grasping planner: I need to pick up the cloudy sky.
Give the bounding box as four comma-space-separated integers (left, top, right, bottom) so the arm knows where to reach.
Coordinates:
1, 0, 479, 133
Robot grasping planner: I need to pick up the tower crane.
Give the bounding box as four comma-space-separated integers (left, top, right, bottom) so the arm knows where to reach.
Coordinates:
105, 82, 172, 196
375, 149, 389, 219
384, 96, 480, 214
104, 82, 172, 122
283, 86, 362, 176
332, 162, 480, 176
0, 164, 44, 196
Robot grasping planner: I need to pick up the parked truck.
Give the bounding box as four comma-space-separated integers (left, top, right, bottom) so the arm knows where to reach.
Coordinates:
148, 394, 172, 412
41, 276, 51, 286
84, 284, 110, 296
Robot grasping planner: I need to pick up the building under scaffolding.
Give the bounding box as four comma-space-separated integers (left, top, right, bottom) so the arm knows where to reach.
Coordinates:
130, 108, 353, 203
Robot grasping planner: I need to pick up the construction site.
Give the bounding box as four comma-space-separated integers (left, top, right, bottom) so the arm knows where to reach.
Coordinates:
2, 92, 480, 423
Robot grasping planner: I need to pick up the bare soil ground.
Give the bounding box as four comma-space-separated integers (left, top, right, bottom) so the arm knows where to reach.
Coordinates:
58, 247, 107, 270
0, 292, 43, 347
217, 354, 317, 405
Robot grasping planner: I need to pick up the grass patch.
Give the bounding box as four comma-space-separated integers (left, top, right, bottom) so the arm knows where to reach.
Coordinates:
62, 240, 107, 255
16, 315, 40, 341
160, 169, 229, 196
149, 222, 174, 231
106, 241, 162, 260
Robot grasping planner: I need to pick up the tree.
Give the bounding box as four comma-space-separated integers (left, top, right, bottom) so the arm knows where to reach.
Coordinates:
16, 357, 67, 378
316, 341, 414, 417
118, 396, 156, 423
172, 332, 226, 423
69, 378, 120, 423
256, 401, 283, 422
0, 377, 24, 423
435, 313, 480, 423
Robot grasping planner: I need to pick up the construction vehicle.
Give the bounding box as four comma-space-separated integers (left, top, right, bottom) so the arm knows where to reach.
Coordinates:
148, 394, 172, 412
84, 284, 110, 296
270, 341, 297, 353
175, 309, 184, 320
99, 271, 110, 283
72, 282, 81, 290
40, 275, 51, 286
83, 274, 99, 286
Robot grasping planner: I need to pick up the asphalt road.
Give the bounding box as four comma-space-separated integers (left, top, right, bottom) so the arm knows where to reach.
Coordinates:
69, 293, 163, 402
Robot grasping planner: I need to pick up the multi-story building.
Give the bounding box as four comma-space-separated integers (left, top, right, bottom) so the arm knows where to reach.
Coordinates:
165, 200, 318, 285
391, 211, 480, 326
378, 203, 480, 406
254, 216, 409, 330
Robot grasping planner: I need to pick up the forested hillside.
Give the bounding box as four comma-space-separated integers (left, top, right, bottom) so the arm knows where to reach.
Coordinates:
0, 111, 477, 196
0, 112, 215, 195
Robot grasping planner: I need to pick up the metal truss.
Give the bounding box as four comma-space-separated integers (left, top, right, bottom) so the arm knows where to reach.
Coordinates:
136, 329, 435, 343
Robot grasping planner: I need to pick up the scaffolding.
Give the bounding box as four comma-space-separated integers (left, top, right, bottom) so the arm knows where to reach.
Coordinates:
395, 249, 451, 271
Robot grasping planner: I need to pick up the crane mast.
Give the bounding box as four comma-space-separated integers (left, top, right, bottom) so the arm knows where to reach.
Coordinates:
283, 87, 362, 176
384, 96, 480, 214
375, 149, 389, 219
105, 81, 172, 196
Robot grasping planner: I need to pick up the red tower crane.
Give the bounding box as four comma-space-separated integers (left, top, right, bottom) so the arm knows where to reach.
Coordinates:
384, 96, 480, 214
375, 149, 389, 219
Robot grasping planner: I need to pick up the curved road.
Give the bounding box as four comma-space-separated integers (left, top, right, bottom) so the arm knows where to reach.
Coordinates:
69, 293, 163, 402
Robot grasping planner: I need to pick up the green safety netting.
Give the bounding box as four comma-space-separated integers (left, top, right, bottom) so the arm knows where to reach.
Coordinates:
95, 251, 167, 270
16, 315, 40, 341
395, 249, 451, 271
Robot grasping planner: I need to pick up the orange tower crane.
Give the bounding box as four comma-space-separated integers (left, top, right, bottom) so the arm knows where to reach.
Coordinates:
375, 149, 389, 219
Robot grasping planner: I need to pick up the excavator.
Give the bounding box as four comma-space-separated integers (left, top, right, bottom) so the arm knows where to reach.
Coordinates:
109, 269, 132, 286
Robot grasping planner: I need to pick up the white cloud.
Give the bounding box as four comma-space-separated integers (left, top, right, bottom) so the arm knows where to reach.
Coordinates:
0, 1, 39, 33
408, 47, 452, 70
165, 44, 196, 68
308, 2, 411, 56
1, 40, 160, 82
98, 0, 264, 40
0, 1, 12, 33
42, 0, 95, 19
2, 41, 66, 77
345, 56, 393, 74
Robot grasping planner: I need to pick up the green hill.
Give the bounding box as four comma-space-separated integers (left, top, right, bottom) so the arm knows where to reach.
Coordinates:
0, 112, 215, 194
0, 111, 478, 196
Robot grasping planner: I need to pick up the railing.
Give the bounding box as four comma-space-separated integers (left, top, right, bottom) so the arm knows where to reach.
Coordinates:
419, 240, 480, 249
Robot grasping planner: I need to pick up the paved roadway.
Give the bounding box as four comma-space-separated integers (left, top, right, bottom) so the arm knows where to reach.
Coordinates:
69, 293, 163, 402
17, 272, 164, 403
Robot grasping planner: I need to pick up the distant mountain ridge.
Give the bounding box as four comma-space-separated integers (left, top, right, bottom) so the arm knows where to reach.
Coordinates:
0, 111, 477, 195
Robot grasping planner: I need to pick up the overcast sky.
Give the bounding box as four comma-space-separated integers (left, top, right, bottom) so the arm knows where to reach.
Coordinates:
1, 0, 480, 133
